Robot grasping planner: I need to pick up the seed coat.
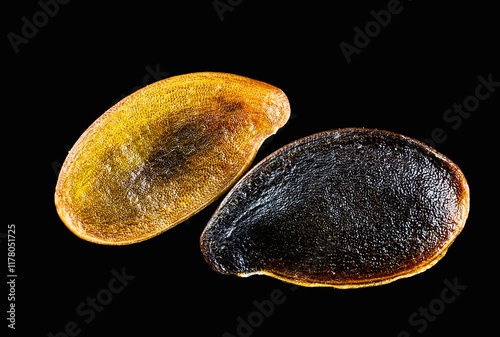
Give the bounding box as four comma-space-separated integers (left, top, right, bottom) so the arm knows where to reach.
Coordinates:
55, 72, 290, 245
200, 128, 470, 288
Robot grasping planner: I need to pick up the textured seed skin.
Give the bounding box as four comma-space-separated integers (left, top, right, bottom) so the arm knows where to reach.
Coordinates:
55, 72, 290, 245
200, 128, 470, 288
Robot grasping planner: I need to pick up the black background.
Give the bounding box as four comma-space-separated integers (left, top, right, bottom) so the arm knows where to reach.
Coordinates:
4, 0, 498, 336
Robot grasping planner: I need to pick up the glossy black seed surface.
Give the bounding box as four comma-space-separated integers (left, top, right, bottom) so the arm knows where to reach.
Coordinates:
200, 128, 469, 288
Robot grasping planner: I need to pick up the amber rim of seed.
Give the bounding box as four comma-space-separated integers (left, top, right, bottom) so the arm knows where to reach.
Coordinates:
201, 127, 470, 288
55, 72, 291, 245
55, 137, 262, 245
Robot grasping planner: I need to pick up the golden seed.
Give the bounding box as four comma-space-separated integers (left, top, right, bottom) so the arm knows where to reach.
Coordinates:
55, 72, 290, 245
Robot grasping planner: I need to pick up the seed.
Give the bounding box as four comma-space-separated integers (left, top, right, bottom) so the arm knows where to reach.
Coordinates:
55, 72, 290, 245
200, 128, 470, 288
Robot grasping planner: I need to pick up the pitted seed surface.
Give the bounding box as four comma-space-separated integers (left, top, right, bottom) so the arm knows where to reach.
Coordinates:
55, 72, 290, 245
201, 128, 469, 288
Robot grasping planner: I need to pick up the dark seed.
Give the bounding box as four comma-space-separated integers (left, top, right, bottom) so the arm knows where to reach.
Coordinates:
200, 128, 470, 288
